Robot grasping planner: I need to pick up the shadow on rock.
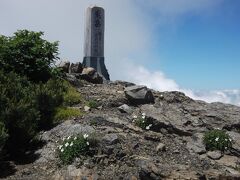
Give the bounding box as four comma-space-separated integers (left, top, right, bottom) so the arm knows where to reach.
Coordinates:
0, 161, 17, 178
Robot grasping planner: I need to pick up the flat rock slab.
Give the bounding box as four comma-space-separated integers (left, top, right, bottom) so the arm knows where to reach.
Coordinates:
207, 151, 222, 160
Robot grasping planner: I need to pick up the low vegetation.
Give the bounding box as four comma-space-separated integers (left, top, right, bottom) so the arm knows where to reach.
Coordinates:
133, 113, 153, 130
203, 129, 232, 151
57, 133, 98, 164
86, 100, 99, 109
63, 81, 82, 106
53, 107, 81, 123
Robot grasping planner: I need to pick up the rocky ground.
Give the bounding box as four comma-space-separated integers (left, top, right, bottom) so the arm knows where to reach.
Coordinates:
1, 78, 240, 180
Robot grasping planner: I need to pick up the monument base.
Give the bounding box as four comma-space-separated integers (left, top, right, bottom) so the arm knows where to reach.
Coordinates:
83, 57, 110, 80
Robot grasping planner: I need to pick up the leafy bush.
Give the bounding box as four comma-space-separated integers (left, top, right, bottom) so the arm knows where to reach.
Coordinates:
63, 81, 81, 106
0, 71, 39, 151
203, 129, 232, 151
57, 134, 97, 164
0, 30, 59, 82
133, 113, 152, 130
35, 79, 66, 129
53, 107, 81, 122
0, 71, 66, 153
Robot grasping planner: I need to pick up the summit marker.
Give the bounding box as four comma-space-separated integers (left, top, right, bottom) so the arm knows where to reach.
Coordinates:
83, 6, 110, 80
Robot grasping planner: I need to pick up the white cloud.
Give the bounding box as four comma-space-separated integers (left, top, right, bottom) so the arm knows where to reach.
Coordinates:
122, 63, 240, 106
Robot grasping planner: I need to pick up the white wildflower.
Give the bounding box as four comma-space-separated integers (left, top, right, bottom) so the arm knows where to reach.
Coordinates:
61, 149, 64, 152
142, 115, 145, 119
215, 137, 219, 142
67, 136, 71, 140
132, 120, 135, 123
148, 124, 152, 127
133, 115, 137, 119
229, 138, 232, 142
86, 142, 90, 146
142, 113, 146, 116
70, 142, 73, 146
146, 126, 150, 130
142, 120, 145, 123
74, 137, 77, 140
83, 134, 89, 139
65, 142, 69, 147
59, 145, 63, 149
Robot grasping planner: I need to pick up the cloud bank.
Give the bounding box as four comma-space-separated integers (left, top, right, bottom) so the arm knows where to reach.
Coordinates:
123, 64, 240, 106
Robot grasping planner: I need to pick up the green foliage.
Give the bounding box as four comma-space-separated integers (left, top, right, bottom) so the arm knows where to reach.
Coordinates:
0, 30, 59, 82
53, 107, 81, 122
0, 70, 66, 153
86, 100, 98, 109
57, 134, 97, 164
0, 71, 39, 150
134, 113, 153, 130
0, 122, 8, 151
63, 81, 81, 106
35, 79, 66, 129
203, 129, 232, 151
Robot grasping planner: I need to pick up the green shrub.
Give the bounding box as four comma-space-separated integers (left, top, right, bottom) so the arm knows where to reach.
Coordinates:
54, 107, 81, 122
0, 122, 8, 151
133, 113, 152, 130
86, 100, 98, 109
57, 133, 97, 164
0, 30, 59, 82
203, 129, 232, 151
0, 71, 39, 151
63, 81, 81, 106
35, 79, 66, 129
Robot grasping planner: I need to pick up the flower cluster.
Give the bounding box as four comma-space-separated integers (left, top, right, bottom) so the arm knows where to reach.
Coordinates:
203, 129, 233, 151
56, 133, 91, 164
133, 113, 153, 130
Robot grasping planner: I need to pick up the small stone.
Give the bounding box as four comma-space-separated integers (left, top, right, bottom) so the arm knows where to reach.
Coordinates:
84, 106, 91, 112
97, 106, 103, 110
118, 104, 132, 114
156, 143, 166, 152
102, 134, 119, 145
207, 151, 222, 160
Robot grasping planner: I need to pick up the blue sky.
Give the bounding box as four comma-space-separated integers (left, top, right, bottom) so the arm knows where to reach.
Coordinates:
136, 0, 240, 90
0, 0, 240, 105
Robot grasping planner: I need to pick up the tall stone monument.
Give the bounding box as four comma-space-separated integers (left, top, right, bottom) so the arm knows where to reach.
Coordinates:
83, 6, 110, 80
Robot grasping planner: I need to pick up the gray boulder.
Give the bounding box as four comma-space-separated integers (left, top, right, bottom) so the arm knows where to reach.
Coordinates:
124, 85, 154, 105
80, 67, 103, 84
57, 60, 70, 73
69, 62, 83, 74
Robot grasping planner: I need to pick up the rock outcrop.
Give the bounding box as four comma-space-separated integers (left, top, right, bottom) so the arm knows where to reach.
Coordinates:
2, 80, 240, 180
